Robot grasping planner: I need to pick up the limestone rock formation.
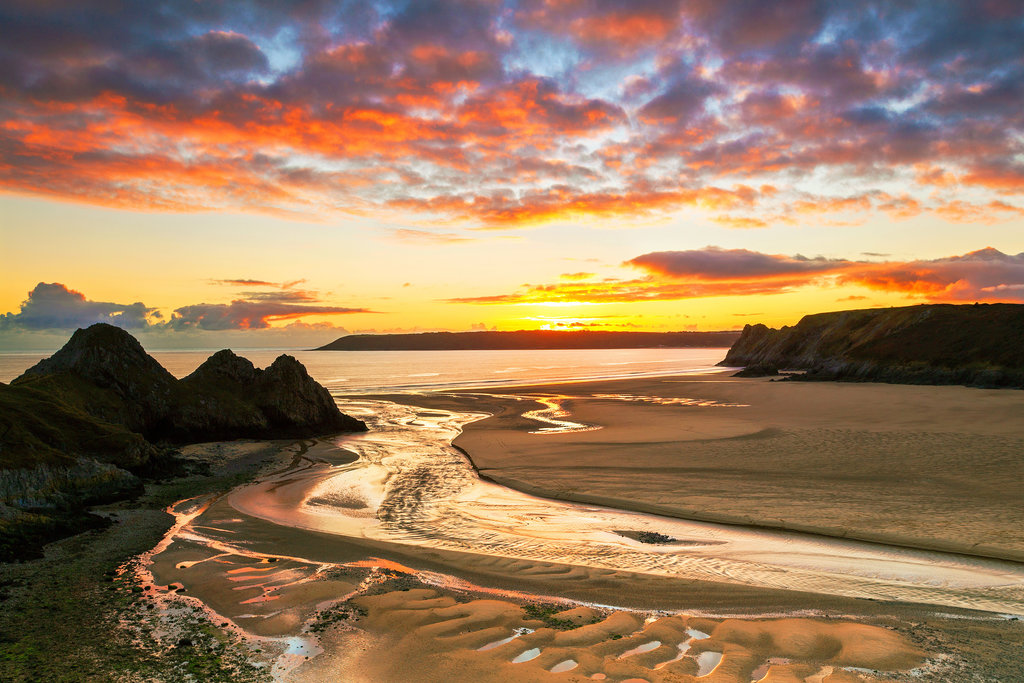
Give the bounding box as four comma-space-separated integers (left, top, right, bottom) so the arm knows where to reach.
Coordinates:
17, 323, 177, 433
9, 324, 367, 468
2, 324, 366, 561
169, 350, 366, 440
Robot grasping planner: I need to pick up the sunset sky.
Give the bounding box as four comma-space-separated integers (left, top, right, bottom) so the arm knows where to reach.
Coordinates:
2, 0, 1023, 349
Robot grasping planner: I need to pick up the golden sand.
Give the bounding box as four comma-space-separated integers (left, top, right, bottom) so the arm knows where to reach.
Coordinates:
293, 587, 921, 682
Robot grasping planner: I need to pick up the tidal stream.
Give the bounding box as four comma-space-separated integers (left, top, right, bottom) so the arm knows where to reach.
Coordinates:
220, 398, 1024, 616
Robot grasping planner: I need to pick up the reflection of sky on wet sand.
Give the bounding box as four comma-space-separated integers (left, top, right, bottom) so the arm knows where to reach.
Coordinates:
517, 392, 750, 433
223, 398, 1024, 615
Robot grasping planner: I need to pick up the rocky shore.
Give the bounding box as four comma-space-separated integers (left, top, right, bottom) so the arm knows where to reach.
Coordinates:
0, 323, 365, 561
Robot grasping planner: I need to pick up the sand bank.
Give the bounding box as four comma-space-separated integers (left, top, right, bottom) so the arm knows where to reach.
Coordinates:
207, 399, 1024, 614
147, 482, 942, 682
374, 372, 1024, 563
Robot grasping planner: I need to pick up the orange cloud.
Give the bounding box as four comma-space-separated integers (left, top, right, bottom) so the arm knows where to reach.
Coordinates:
711, 215, 770, 229
390, 228, 474, 244
2, 0, 1023, 230
168, 300, 371, 330
446, 247, 1024, 305
568, 11, 677, 55
389, 184, 764, 226
626, 247, 850, 280
445, 278, 813, 305
876, 193, 922, 219
933, 200, 1024, 223
838, 248, 1024, 301
792, 194, 873, 214
961, 163, 1024, 193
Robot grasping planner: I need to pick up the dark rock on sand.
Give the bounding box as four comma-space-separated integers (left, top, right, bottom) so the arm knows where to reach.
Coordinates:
731, 364, 779, 378
635, 531, 677, 544
614, 530, 686, 545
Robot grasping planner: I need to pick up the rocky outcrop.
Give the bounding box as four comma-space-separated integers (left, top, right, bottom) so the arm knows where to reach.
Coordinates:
2, 325, 366, 561
18, 324, 177, 433
722, 303, 1024, 388
167, 350, 366, 441
254, 355, 364, 435
9, 324, 367, 470
731, 364, 779, 378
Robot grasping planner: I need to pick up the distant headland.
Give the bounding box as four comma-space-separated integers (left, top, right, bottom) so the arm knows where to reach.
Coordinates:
722, 303, 1024, 388
315, 329, 741, 351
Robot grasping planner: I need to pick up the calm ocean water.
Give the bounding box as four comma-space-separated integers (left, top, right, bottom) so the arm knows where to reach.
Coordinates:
0, 347, 732, 393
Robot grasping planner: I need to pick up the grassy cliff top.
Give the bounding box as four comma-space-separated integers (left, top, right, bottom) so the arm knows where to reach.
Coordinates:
723, 303, 1024, 384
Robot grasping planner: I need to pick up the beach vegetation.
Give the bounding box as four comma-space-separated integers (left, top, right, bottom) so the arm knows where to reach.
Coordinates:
0, 449, 282, 682
635, 531, 677, 544
309, 604, 365, 633
521, 603, 599, 630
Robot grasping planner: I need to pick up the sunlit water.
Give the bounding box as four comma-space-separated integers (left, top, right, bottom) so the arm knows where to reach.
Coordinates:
223, 399, 1024, 615
0, 347, 731, 389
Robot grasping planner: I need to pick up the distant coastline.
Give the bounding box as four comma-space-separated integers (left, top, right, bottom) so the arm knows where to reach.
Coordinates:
315, 329, 741, 351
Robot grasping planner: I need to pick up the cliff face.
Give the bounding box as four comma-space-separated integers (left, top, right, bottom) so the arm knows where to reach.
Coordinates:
722, 303, 1024, 388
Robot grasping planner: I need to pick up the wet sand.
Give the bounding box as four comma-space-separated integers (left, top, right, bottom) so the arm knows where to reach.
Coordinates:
300, 587, 924, 683
134, 373, 1024, 681
378, 372, 1024, 563
144, 480, 1020, 682
143, 483, 950, 683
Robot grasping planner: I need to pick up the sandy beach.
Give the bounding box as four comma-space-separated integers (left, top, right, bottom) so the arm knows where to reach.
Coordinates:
381, 372, 1024, 562
145, 485, 947, 683
119, 371, 1024, 682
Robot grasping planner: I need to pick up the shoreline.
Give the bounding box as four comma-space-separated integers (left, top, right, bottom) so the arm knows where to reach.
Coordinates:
328, 363, 739, 396
0, 439, 302, 681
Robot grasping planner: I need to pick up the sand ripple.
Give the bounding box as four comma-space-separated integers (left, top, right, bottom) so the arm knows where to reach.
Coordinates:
337, 588, 924, 683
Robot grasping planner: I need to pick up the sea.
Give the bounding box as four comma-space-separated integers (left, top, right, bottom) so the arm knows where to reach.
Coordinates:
0, 347, 733, 393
